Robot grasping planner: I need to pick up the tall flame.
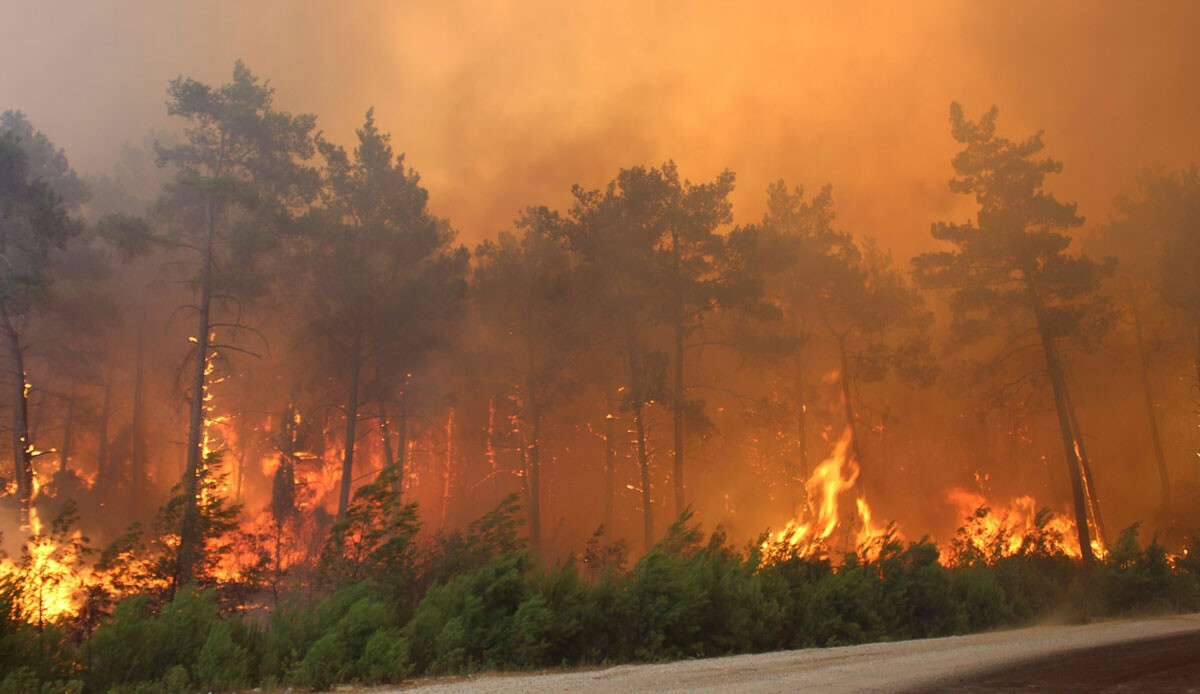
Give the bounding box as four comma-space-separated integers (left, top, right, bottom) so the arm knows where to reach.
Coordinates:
764, 428, 891, 558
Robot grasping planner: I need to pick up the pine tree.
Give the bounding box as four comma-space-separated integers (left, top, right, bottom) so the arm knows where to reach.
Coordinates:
914, 103, 1114, 564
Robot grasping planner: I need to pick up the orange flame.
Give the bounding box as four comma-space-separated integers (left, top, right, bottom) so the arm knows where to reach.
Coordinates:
764, 428, 892, 558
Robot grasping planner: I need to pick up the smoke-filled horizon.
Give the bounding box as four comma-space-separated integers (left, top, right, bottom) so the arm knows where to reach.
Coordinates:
4, 1, 1200, 255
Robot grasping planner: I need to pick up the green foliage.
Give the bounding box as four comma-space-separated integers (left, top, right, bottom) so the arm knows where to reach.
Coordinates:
12, 495, 1200, 694
86, 587, 216, 690
151, 451, 243, 594
319, 465, 421, 603
419, 493, 527, 590
194, 617, 261, 691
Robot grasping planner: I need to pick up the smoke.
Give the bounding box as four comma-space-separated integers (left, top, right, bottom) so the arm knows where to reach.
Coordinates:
2, 1, 1198, 253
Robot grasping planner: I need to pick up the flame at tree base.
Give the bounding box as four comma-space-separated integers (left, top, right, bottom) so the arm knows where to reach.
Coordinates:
761, 430, 1109, 567
763, 429, 896, 560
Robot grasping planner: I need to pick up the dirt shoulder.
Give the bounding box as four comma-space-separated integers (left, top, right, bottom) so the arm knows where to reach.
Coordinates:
368, 613, 1200, 694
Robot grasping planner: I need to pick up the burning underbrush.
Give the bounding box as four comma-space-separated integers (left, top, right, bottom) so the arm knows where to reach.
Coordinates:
2, 450, 1200, 694
756, 429, 1109, 569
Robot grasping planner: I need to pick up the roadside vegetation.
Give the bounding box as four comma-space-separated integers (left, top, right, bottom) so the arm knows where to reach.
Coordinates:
2, 489, 1199, 694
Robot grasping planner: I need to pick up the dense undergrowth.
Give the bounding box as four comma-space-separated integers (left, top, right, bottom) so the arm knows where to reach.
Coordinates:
3, 490, 1200, 694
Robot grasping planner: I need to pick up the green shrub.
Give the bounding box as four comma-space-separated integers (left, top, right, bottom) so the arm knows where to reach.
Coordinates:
1084, 525, 1175, 617
160, 665, 189, 694
195, 618, 260, 691
290, 631, 347, 690
950, 564, 1012, 630
873, 538, 962, 638
804, 565, 885, 646
359, 627, 410, 683
403, 552, 534, 673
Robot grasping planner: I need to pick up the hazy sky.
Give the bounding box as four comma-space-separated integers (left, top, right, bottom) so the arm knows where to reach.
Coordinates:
2, 1, 1199, 254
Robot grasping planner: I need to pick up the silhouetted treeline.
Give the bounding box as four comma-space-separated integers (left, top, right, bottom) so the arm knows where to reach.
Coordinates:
3, 62, 1200, 652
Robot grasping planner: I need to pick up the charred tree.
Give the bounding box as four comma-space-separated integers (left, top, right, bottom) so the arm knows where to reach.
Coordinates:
5, 323, 33, 527
59, 385, 75, 473
336, 336, 362, 521
604, 412, 616, 537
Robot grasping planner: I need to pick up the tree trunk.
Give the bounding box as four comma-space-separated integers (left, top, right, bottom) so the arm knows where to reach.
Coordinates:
96, 380, 111, 497
837, 337, 863, 467
235, 414, 248, 501
633, 401, 653, 552
1131, 299, 1170, 514
1063, 376, 1107, 548
604, 413, 616, 537
1025, 273, 1095, 565
441, 408, 454, 530
1195, 319, 1200, 459
396, 406, 408, 500
793, 307, 810, 514
525, 313, 543, 550
336, 335, 362, 522
624, 324, 654, 552
129, 305, 147, 520
672, 319, 686, 519
5, 320, 33, 529
176, 210, 216, 592
59, 386, 75, 473
376, 363, 398, 490
379, 400, 394, 471
527, 407, 542, 551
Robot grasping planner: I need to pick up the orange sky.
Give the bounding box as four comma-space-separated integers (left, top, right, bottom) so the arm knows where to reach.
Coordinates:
2, 1, 1199, 257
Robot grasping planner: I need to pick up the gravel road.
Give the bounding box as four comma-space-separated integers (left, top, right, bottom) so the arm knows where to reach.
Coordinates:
372, 613, 1200, 694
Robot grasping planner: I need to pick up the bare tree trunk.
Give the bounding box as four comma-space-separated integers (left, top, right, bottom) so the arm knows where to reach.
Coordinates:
4, 318, 33, 529
1025, 273, 1095, 565
624, 324, 654, 552
527, 407, 542, 551
1195, 319, 1200, 459
672, 319, 686, 519
96, 380, 111, 497
837, 336, 863, 467
525, 317, 543, 550
633, 402, 653, 552
396, 405, 408, 500
1131, 299, 1170, 513
235, 414, 248, 501
792, 308, 810, 514
379, 401, 394, 471
130, 305, 147, 520
1063, 377, 1107, 548
795, 364, 809, 475
441, 408, 454, 530
336, 335, 362, 521
176, 210, 216, 592
59, 386, 75, 473
604, 413, 616, 537
376, 364, 397, 488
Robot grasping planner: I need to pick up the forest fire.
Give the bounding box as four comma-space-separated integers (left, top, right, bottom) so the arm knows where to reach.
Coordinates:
1, 5, 1199, 689
763, 429, 896, 560
0, 481, 86, 623
760, 436, 1098, 566
942, 487, 1111, 563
